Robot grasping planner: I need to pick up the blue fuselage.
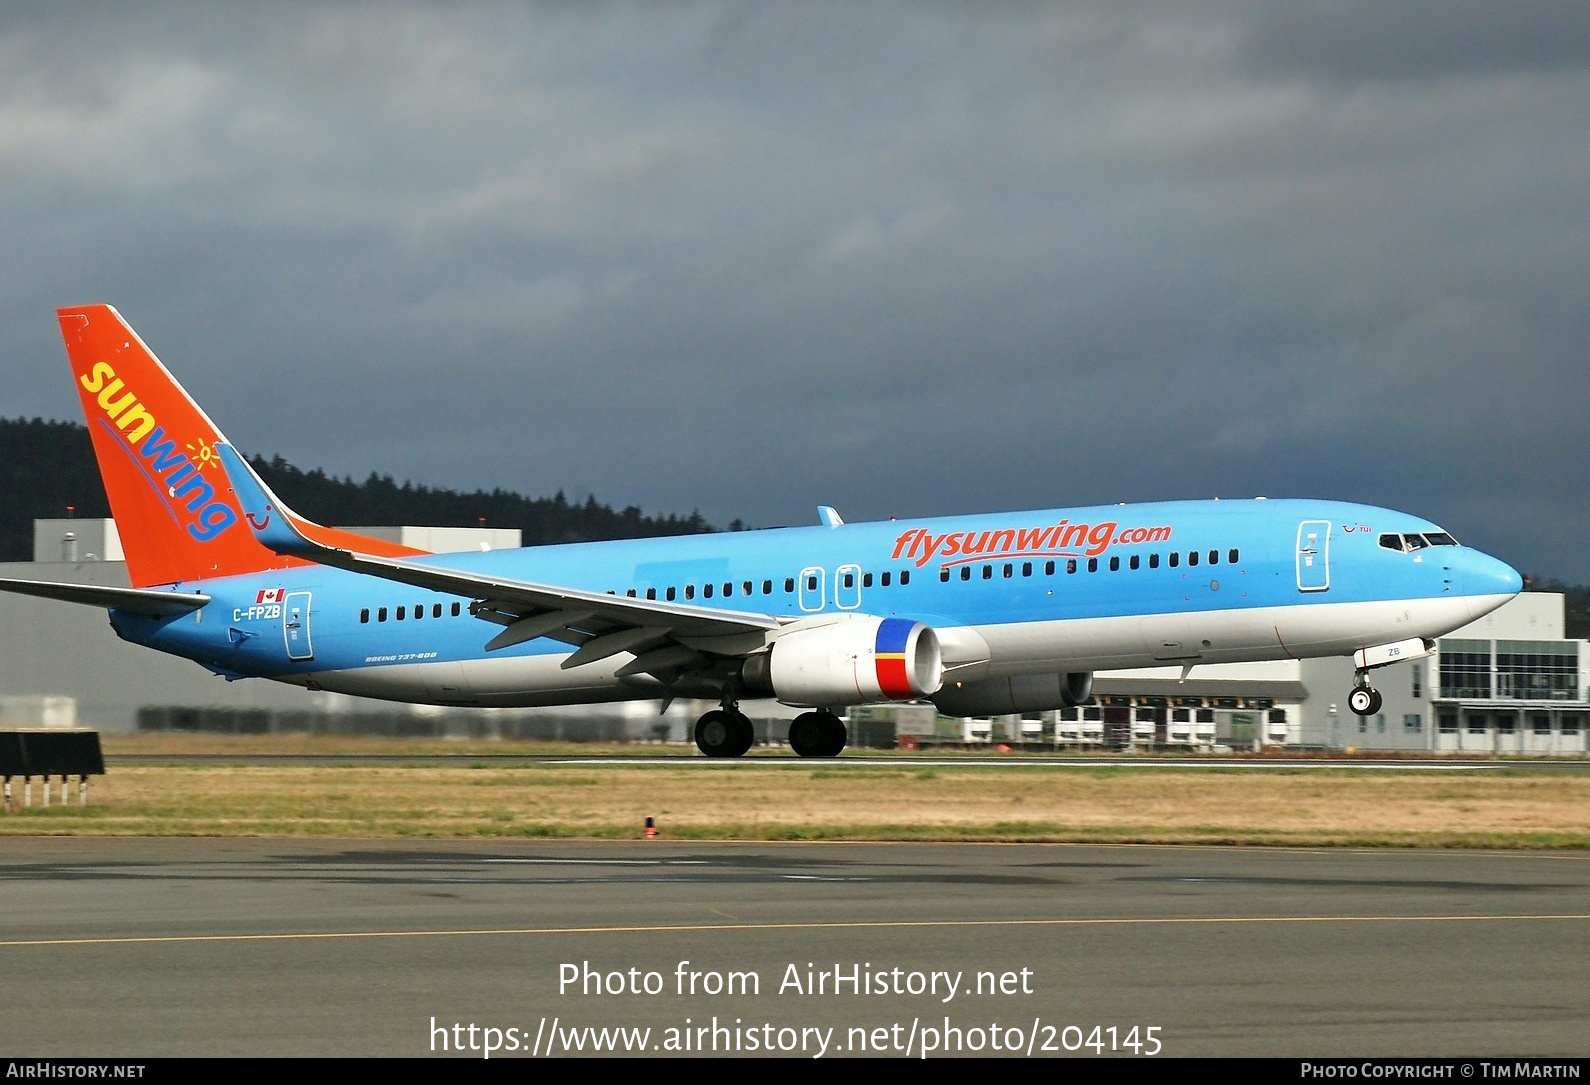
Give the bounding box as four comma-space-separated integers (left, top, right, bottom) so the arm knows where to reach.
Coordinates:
110, 497, 1522, 708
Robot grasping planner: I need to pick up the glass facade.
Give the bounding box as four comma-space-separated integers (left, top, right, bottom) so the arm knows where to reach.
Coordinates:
1438, 638, 1581, 702
1495, 641, 1579, 700
1439, 639, 1492, 699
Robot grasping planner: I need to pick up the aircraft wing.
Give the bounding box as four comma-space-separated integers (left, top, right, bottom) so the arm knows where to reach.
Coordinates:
0, 577, 210, 617
214, 444, 779, 677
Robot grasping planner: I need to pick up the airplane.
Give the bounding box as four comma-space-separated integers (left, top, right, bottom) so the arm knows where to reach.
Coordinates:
0, 305, 1523, 757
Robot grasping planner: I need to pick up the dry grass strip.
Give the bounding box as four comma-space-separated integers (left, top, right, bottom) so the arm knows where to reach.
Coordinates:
5, 761, 1588, 847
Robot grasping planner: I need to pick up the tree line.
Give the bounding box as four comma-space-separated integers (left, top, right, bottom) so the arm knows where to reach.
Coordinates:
2, 417, 1586, 640
0, 416, 714, 561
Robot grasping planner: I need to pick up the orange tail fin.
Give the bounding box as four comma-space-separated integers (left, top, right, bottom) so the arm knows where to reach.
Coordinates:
59, 304, 424, 587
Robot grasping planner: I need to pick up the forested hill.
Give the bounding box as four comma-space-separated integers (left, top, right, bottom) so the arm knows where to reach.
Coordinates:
0, 417, 714, 562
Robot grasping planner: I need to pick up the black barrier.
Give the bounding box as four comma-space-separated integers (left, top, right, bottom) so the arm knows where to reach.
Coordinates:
0, 730, 105, 776
0, 730, 104, 811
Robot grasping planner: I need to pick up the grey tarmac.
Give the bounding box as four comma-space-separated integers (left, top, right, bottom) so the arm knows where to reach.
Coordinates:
1, 839, 1585, 1057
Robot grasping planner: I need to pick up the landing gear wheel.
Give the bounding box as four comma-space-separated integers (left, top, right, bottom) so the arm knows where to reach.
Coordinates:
790, 710, 847, 758
1348, 685, 1382, 717
816, 711, 848, 757
696, 709, 754, 758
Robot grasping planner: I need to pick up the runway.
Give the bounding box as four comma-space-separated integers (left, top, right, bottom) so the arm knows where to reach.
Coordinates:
2, 840, 1586, 1057
104, 752, 1590, 771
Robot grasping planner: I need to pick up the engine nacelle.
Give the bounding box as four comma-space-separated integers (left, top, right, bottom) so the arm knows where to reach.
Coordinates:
931, 672, 1093, 717
741, 617, 942, 707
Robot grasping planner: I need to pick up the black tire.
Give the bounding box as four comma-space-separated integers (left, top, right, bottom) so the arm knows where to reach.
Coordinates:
695, 710, 739, 757
788, 711, 827, 757
726, 709, 755, 758
1348, 686, 1380, 717
816, 712, 848, 758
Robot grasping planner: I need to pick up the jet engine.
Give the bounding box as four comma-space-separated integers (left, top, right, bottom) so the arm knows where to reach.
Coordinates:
740, 617, 942, 706
931, 671, 1093, 717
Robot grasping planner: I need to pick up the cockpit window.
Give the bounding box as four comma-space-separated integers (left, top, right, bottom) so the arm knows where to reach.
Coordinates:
1381, 531, 1459, 553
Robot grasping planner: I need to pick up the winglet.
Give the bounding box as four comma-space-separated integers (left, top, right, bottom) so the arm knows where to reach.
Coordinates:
213, 443, 328, 560
817, 505, 844, 528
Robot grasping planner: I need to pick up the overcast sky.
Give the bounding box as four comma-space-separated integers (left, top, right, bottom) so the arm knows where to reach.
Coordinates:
2, 2, 1586, 577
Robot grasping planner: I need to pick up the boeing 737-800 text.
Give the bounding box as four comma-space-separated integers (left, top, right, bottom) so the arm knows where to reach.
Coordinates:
0, 305, 1522, 757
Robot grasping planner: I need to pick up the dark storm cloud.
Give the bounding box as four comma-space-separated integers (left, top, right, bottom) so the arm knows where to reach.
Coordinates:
0, 2, 1585, 577
1240, 2, 1590, 83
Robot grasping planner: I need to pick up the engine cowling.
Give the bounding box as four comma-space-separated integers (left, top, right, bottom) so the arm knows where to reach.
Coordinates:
741, 617, 943, 707
931, 672, 1093, 717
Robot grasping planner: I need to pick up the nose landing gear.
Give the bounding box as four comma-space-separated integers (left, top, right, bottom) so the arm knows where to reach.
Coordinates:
789, 709, 847, 758
1347, 677, 1382, 717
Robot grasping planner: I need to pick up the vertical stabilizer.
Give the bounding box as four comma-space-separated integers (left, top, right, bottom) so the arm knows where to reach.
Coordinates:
58, 304, 423, 587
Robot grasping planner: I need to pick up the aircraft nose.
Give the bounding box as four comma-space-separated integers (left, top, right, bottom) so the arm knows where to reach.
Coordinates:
1462, 550, 1523, 620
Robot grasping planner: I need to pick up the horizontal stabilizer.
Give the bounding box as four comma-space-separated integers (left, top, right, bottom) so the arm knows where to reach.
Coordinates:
0, 577, 209, 617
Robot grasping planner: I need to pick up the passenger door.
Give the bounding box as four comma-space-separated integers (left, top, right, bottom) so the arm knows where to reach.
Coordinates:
1296, 520, 1331, 592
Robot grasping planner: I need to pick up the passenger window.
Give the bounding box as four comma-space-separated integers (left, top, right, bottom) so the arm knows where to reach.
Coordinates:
1189, 552, 1199, 567
1067, 559, 1077, 574
843, 572, 854, 588
685, 585, 695, 600
397, 606, 406, 620
743, 581, 753, 595
862, 573, 873, 588
1149, 553, 1159, 569
1087, 558, 1098, 572
378, 607, 388, 622
1227, 549, 1238, 564
882, 572, 892, 587
702, 584, 713, 598
360, 608, 369, 624
1129, 554, 1139, 570
451, 603, 461, 616
763, 580, 773, 594
1109, 556, 1119, 571
1169, 553, 1179, 568
900, 570, 910, 585
646, 588, 657, 600
982, 565, 992, 580
960, 567, 971, 581
1002, 563, 1013, 578
414, 604, 424, 620
434, 604, 442, 617
784, 578, 794, 593
626, 589, 636, 598
666, 587, 676, 601
1045, 561, 1055, 575
806, 575, 817, 591
940, 569, 950, 583
1208, 550, 1218, 565
1022, 562, 1032, 576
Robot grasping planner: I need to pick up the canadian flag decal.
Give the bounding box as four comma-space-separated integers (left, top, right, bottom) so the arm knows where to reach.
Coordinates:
257, 588, 285, 605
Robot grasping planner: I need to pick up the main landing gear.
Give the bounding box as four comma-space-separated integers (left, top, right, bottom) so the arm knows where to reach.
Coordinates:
1348, 674, 1382, 717
788, 709, 847, 758
695, 701, 754, 758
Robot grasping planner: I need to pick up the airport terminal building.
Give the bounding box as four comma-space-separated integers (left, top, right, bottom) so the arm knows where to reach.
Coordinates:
2, 519, 1584, 753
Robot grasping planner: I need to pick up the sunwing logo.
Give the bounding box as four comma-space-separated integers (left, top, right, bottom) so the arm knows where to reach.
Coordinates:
892, 519, 1173, 569
79, 360, 239, 543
